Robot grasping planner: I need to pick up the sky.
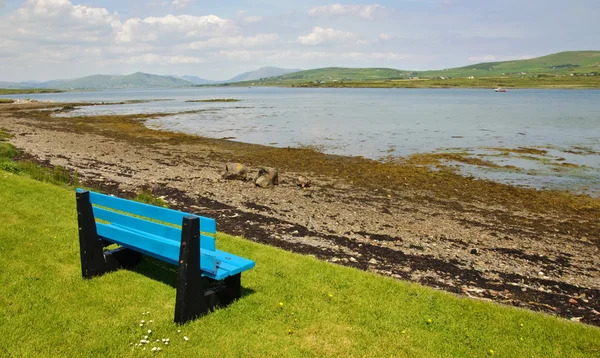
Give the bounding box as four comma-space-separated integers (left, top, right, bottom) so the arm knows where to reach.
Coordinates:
0, 0, 598, 82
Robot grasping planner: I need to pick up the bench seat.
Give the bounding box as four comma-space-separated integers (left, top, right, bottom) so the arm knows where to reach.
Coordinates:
75, 189, 255, 323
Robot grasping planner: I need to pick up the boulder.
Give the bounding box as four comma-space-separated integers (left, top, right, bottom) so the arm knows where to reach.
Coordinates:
255, 167, 278, 188
296, 175, 312, 188
223, 163, 248, 180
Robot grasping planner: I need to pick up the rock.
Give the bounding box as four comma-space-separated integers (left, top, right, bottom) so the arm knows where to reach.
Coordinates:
255, 167, 278, 188
223, 162, 248, 180
349, 257, 358, 263
568, 298, 578, 304
368, 258, 378, 264
470, 248, 478, 255
297, 175, 312, 188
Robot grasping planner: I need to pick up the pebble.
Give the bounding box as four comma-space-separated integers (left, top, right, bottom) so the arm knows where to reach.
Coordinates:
568, 298, 578, 304
349, 257, 357, 263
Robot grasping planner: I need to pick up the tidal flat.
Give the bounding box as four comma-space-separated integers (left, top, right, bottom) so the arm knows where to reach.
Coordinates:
1, 101, 599, 326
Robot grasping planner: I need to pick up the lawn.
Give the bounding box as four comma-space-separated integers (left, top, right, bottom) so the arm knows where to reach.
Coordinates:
0, 173, 599, 357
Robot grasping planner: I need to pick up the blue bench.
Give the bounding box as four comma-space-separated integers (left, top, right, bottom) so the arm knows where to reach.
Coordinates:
75, 189, 255, 324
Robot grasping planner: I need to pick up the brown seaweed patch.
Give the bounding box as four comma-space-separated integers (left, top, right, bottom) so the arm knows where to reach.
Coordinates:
565, 146, 600, 155
6, 103, 600, 221
186, 98, 240, 103
485, 147, 549, 156
406, 152, 502, 168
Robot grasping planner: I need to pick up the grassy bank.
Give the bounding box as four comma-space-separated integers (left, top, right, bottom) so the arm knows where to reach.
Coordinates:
232, 76, 600, 89
0, 88, 64, 95
0, 172, 599, 357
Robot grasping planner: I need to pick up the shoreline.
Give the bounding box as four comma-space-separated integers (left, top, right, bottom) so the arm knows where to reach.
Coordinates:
1, 101, 599, 326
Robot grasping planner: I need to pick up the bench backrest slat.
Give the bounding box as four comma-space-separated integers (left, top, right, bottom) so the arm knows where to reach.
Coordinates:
96, 222, 217, 273
92, 206, 216, 251
82, 190, 217, 234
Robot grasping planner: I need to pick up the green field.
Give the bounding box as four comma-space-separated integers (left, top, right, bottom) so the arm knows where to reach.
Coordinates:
228, 51, 600, 89
0, 88, 64, 95
422, 51, 600, 77
1, 162, 599, 356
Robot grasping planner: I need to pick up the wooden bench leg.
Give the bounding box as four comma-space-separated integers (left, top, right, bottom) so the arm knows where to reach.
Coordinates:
218, 273, 241, 306
174, 216, 208, 324
77, 190, 121, 278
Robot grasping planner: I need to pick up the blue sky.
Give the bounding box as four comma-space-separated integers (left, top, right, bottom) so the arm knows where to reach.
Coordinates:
0, 0, 598, 81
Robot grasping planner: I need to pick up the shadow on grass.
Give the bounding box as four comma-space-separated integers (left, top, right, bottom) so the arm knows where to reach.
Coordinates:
127, 256, 255, 309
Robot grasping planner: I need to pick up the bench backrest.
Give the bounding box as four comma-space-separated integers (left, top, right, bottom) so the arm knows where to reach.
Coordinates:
78, 189, 218, 273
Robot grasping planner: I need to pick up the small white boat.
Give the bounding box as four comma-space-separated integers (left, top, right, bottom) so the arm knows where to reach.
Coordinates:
495, 88, 507, 92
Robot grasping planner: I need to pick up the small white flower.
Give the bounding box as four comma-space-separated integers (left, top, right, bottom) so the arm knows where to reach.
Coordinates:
164, 342, 169, 345
151, 347, 157, 351
144, 335, 148, 339
140, 320, 145, 323
149, 320, 153, 323
147, 311, 150, 314
183, 336, 189, 341
140, 340, 146, 344
157, 348, 162, 351
177, 330, 181, 333
139, 324, 143, 327
148, 329, 152, 334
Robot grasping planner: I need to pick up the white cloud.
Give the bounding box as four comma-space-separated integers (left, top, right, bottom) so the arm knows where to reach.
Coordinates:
297, 27, 356, 46
379, 33, 392, 40
236, 10, 263, 25
184, 34, 279, 50
308, 4, 385, 19
172, 0, 193, 10
115, 14, 236, 44
125, 54, 205, 65
6, 0, 118, 44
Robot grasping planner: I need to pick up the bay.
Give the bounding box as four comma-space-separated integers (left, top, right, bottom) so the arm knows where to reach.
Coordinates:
3, 87, 599, 195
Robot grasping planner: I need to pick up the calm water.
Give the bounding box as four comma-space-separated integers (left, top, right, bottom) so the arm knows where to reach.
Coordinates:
3, 87, 600, 195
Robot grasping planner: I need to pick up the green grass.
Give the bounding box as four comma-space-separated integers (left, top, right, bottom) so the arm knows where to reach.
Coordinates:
134, 189, 169, 207
0, 173, 599, 357
0, 130, 78, 186
0, 98, 15, 103
0, 88, 64, 95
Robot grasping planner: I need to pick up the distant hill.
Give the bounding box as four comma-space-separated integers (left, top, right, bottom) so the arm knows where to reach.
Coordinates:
271, 67, 410, 82
229, 51, 599, 86
0, 81, 33, 89
2, 51, 598, 90
226, 67, 302, 83
171, 75, 215, 85
419, 51, 600, 77
56, 72, 193, 89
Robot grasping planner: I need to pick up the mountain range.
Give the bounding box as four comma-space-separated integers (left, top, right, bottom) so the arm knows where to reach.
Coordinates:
0, 67, 301, 89
1, 51, 598, 89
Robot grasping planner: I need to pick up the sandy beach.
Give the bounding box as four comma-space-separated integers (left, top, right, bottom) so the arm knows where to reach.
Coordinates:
1, 101, 599, 326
